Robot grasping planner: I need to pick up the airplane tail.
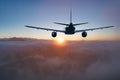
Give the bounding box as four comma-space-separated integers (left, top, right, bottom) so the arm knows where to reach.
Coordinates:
70, 8, 88, 26
54, 7, 88, 26
54, 8, 73, 26
70, 7, 72, 23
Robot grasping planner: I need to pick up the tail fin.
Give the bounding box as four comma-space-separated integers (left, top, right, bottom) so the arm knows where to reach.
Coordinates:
70, 7, 72, 23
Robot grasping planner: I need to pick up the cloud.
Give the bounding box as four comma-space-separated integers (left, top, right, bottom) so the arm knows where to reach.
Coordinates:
0, 40, 120, 80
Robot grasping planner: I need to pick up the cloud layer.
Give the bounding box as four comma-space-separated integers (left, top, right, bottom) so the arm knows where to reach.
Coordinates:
0, 40, 120, 80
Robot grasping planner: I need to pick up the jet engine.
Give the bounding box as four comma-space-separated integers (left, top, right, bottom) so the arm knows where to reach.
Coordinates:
52, 32, 57, 37
82, 31, 87, 38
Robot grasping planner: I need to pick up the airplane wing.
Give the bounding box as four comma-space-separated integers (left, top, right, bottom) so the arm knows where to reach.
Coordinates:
73, 22, 88, 26
54, 22, 69, 26
25, 25, 65, 33
75, 26, 114, 33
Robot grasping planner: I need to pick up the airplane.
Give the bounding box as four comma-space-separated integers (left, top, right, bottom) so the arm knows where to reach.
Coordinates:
25, 8, 114, 38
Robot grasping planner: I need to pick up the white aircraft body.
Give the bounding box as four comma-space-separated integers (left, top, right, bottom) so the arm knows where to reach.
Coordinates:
25, 9, 114, 38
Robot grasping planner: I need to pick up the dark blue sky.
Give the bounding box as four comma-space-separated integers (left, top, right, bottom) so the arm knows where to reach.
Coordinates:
0, 0, 120, 40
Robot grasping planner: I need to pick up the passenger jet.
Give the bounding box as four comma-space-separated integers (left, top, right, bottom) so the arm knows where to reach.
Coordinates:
25, 9, 114, 38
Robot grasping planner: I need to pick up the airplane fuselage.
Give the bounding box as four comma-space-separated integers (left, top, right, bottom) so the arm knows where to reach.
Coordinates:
65, 23, 75, 34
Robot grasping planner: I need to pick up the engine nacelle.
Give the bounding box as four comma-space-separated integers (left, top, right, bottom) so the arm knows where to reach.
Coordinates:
82, 32, 87, 38
52, 32, 57, 38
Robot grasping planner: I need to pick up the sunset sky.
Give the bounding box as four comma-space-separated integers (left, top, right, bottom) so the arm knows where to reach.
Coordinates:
0, 0, 120, 41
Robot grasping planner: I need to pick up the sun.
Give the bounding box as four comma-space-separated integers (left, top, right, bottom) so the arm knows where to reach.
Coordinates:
56, 37, 65, 45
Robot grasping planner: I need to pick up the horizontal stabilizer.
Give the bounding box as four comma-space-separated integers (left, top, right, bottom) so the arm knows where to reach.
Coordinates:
73, 22, 88, 26
54, 22, 69, 26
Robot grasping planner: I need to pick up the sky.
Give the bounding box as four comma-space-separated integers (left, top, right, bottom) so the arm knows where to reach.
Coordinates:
0, 0, 120, 41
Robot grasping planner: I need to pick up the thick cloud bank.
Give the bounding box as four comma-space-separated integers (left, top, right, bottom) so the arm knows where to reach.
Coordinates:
0, 39, 120, 80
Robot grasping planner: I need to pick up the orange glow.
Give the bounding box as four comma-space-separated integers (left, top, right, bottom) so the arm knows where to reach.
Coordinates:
55, 37, 66, 46
57, 37, 64, 43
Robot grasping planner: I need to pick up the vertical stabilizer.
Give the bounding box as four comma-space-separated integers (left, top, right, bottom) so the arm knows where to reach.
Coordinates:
70, 7, 72, 23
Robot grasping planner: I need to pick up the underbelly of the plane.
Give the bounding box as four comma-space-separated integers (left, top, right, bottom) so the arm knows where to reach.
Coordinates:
65, 27, 75, 34
65, 31, 75, 34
